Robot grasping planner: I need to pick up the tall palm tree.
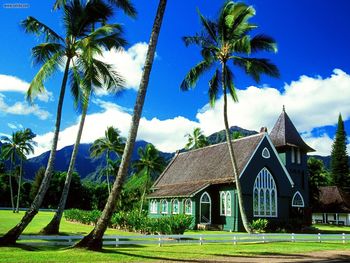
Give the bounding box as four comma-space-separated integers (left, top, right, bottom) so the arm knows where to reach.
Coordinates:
75, 0, 168, 250
14, 129, 37, 213
185, 127, 209, 150
0, 0, 120, 245
133, 144, 166, 214
41, 39, 126, 235
180, 1, 279, 233
90, 127, 125, 194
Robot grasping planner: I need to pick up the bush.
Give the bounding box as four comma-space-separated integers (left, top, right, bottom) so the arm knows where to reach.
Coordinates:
250, 219, 268, 233
64, 209, 101, 225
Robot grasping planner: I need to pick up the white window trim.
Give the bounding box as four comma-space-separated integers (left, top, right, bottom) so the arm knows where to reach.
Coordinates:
172, 199, 179, 214
161, 199, 168, 214
296, 148, 301, 164
184, 199, 192, 215
199, 192, 211, 224
291, 147, 295, 163
150, 200, 157, 214
292, 191, 305, 207
253, 168, 278, 218
220, 191, 232, 216
262, 147, 270, 159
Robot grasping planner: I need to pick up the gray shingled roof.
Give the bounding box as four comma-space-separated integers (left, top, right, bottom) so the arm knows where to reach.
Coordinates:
270, 108, 315, 152
149, 133, 264, 198
313, 186, 350, 213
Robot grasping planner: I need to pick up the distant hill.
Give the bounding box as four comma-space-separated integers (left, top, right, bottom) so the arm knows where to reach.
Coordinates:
23, 140, 173, 181
207, 126, 258, 145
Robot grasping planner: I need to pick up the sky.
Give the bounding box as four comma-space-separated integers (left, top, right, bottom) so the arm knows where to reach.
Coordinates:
0, 0, 349, 157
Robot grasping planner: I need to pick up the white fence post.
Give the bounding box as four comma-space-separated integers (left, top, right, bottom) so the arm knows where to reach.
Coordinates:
291, 233, 295, 242
262, 234, 265, 243
158, 236, 162, 247
115, 237, 119, 247
318, 233, 321, 243
233, 235, 237, 245
199, 235, 203, 245
343, 233, 346, 244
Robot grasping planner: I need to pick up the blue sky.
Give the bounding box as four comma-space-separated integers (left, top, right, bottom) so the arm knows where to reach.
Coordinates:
0, 0, 349, 156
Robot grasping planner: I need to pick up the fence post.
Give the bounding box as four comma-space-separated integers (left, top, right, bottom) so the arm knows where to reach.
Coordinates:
343, 233, 346, 244
199, 235, 203, 245
115, 237, 119, 247
318, 233, 321, 243
68, 237, 72, 245
233, 235, 237, 245
291, 233, 295, 242
158, 236, 162, 247
262, 234, 265, 243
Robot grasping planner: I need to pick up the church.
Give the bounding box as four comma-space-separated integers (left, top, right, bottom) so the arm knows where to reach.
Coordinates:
147, 108, 314, 231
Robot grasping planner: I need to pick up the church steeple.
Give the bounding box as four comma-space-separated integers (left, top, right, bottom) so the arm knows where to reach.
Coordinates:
270, 107, 314, 152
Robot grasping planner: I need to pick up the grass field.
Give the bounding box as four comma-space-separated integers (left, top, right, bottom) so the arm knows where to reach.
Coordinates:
0, 210, 349, 262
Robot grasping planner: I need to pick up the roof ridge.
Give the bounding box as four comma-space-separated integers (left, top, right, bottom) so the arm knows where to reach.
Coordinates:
178, 132, 264, 155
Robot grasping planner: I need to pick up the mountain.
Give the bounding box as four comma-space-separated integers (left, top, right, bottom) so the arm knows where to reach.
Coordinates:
207, 126, 258, 145
23, 140, 173, 181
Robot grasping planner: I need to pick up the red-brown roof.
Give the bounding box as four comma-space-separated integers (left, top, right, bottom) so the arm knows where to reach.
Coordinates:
314, 186, 350, 213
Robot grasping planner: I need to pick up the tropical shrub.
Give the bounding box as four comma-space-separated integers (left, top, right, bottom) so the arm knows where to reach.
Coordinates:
250, 219, 268, 233
64, 209, 101, 225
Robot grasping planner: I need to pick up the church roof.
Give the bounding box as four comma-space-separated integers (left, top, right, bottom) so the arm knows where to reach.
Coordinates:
148, 133, 264, 198
270, 107, 315, 152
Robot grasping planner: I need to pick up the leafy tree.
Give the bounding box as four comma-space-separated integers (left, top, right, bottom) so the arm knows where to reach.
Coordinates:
0, 129, 36, 212
0, 0, 120, 245
308, 157, 331, 205
132, 144, 166, 214
185, 127, 209, 150
29, 167, 45, 202
75, 0, 168, 250
330, 114, 350, 187
90, 127, 125, 194
180, 1, 279, 233
232, 131, 243, 140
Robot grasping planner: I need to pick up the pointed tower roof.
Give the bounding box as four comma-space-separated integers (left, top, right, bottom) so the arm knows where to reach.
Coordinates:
270, 106, 315, 152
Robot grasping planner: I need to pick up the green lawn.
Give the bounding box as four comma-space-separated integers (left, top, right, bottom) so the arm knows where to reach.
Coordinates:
0, 210, 349, 262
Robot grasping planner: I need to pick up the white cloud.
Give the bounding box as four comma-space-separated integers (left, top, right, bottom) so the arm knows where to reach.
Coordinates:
97, 42, 149, 93
0, 95, 51, 120
31, 69, 350, 157
7, 122, 23, 130
0, 74, 53, 102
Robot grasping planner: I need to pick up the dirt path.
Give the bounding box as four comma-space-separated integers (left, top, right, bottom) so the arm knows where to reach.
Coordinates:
159, 250, 350, 263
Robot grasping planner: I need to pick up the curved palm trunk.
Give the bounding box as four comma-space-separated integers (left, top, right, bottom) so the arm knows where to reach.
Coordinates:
9, 155, 15, 213
41, 98, 89, 235
15, 158, 23, 213
222, 63, 251, 233
74, 0, 167, 250
106, 151, 111, 194
139, 168, 149, 215
0, 58, 71, 245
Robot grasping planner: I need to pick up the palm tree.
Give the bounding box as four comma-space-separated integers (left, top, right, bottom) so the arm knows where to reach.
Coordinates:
0, 0, 120, 245
90, 127, 125, 194
180, 1, 279, 233
75, 0, 168, 250
0, 129, 36, 213
133, 144, 166, 214
41, 39, 126, 235
185, 127, 209, 150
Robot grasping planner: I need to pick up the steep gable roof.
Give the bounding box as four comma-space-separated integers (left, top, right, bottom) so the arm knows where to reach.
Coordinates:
314, 186, 350, 213
270, 107, 315, 152
148, 133, 264, 198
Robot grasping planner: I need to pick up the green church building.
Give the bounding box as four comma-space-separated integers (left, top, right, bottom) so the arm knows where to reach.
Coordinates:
147, 108, 314, 231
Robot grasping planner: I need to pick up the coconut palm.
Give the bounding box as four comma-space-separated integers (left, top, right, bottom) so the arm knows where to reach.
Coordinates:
180, 1, 279, 233
0, 0, 122, 245
133, 144, 166, 214
75, 0, 168, 250
41, 40, 126, 235
0, 129, 36, 213
185, 127, 209, 150
90, 127, 125, 194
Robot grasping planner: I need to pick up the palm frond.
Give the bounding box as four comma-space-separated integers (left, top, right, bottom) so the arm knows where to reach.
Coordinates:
32, 43, 64, 65
208, 69, 220, 107
197, 8, 218, 44
250, 34, 278, 53
234, 57, 280, 82
108, 0, 137, 18
53, 0, 65, 10
27, 51, 65, 102
180, 60, 213, 91
21, 16, 63, 43
231, 35, 251, 54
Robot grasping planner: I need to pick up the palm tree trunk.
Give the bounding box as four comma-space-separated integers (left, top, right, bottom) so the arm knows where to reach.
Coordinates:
9, 155, 15, 213
15, 159, 23, 213
139, 169, 149, 215
106, 151, 111, 194
222, 63, 251, 233
40, 97, 89, 235
0, 58, 71, 245
74, 0, 167, 250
